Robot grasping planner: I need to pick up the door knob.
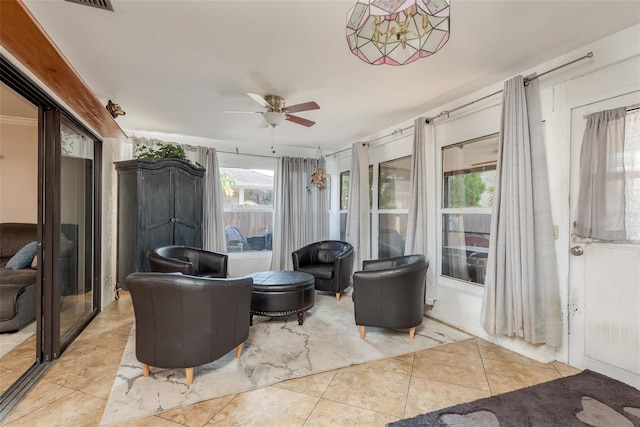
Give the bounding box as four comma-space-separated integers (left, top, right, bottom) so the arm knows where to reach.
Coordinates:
570, 246, 584, 256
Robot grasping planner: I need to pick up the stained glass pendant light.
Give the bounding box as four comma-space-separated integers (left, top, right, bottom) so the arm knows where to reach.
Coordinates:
346, 0, 450, 65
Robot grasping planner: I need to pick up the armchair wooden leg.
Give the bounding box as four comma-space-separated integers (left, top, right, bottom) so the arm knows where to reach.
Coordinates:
236, 343, 243, 358
142, 363, 150, 377
336, 292, 341, 301
409, 327, 416, 340
185, 367, 194, 386
360, 325, 366, 340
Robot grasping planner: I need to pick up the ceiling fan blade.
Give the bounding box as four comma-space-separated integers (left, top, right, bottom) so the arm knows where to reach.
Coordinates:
283, 101, 320, 114
286, 114, 315, 127
247, 93, 271, 109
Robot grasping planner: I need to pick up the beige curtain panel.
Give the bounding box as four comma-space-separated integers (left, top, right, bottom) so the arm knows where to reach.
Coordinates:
271, 156, 329, 270
404, 118, 438, 304
345, 142, 371, 271
481, 76, 562, 347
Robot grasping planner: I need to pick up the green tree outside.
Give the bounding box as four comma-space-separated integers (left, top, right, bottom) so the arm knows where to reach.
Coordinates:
448, 172, 487, 207
220, 171, 237, 198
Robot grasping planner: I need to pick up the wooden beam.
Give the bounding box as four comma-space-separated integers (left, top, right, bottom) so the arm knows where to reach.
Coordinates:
0, 0, 126, 139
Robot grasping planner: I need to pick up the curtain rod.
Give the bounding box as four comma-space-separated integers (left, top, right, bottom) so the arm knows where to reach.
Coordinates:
327, 126, 413, 157
216, 149, 279, 159
425, 51, 594, 123
135, 137, 304, 160
327, 142, 365, 157
328, 51, 594, 157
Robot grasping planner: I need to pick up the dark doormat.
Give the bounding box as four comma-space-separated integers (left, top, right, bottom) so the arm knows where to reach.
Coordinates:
389, 370, 640, 426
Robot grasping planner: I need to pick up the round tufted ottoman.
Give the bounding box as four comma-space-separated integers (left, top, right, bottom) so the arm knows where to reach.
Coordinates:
246, 270, 315, 325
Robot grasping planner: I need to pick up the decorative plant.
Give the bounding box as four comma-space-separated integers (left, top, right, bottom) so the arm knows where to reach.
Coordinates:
134, 142, 204, 169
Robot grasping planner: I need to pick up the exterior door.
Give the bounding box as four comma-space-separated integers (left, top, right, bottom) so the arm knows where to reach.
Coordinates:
568, 90, 640, 389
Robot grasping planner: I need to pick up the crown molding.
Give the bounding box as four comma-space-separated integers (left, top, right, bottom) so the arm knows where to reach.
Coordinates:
0, 115, 37, 126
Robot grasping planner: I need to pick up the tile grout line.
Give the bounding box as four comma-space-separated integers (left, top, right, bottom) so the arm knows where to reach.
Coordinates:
476, 337, 495, 396
400, 351, 416, 419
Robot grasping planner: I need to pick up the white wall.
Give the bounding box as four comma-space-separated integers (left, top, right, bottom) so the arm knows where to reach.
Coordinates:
101, 137, 123, 308
124, 130, 319, 160
419, 24, 640, 363
0, 119, 38, 223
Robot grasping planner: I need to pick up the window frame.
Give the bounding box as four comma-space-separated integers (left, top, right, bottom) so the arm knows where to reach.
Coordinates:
338, 153, 412, 259
438, 133, 499, 287
339, 170, 350, 241
377, 155, 411, 258
217, 156, 277, 254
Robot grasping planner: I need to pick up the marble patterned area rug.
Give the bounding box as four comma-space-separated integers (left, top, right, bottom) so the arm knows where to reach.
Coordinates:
100, 291, 471, 426
389, 370, 640, 427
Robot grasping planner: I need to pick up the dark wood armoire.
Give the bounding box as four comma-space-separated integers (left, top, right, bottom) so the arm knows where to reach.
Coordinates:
115, 159, 204, 291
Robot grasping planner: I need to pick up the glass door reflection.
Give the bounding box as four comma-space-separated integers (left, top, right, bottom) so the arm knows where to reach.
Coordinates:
59, 120, 95, 343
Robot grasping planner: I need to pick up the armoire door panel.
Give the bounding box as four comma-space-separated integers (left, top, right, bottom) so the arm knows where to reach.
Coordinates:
145, 223, 173, 269
174, 222, 197, 247
143, 168, 173, 226
173, 167, 203, 248
115, 159, 204, 290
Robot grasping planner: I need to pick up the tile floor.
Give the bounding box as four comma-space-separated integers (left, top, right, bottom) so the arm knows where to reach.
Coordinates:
2, 292, 581, 427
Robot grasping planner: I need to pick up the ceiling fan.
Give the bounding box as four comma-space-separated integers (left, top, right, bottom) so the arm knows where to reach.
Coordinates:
227, 93, 320, 128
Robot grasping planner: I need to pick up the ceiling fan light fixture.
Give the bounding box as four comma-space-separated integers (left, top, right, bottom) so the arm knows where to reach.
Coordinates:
263, 111, 286, 127
346, 0, 450, 65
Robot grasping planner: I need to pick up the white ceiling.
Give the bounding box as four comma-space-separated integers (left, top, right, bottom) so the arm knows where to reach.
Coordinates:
21, 0, 640, 152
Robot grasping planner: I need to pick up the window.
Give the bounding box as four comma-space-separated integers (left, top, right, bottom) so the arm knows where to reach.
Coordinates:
220, 167, 274, 252
339, 171, 349, 240
378, 156, 411, 258
338, 166, 374, 241
625, 109, 640, 240
441, 134, 498, 285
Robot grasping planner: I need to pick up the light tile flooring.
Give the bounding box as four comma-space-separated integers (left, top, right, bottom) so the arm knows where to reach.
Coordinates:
2, 292, 581, 427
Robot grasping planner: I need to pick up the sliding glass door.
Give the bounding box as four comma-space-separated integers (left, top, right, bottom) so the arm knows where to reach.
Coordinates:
0, 81, 39, 396
59, 119, 98, 345
0, 58, 101, 420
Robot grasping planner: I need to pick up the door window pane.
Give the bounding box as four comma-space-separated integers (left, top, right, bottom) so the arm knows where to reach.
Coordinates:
60, 119, 95, 340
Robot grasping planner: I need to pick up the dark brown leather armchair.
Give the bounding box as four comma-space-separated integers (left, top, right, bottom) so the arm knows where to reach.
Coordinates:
147, 245, 228, 278
125, 272, 252, 385
352, 254, 429, 340
292, 240, 354, 301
